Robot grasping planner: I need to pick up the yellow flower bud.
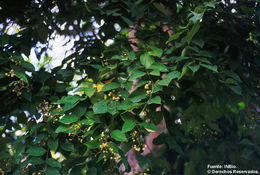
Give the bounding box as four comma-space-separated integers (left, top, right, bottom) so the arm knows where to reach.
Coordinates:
144, 84, 149, 89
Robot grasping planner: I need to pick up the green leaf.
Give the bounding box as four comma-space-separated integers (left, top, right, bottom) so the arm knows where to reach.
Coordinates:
135, 81, 147, 89
86, 111, 101, 123
197, 57, 212, 64
147, 96, 161, 104
0, 35, 9, 45
224, 71, 242, 82
61, 142, 74, 152
158, 71, 181, 86
73, 104, 86, 117
46, 158, 62, 168
189, 12, 204, 23
59, 115, 79, 124
21, 62, 35, 72
110, 130, 127, 141
192, 38, 205, 48
151, 111, 164, 125
29, 123, 41, 136
148, 62, 168, 72
0, 152, 10, 159
167, 30, 186, 43
55, 125, 69, 133
121, 16, 134, 26
200, 63, 218, 72
85, 87, 96, 98
58, 69, 74, 79
129, 94, 147, 103
27, 146, 46, 156
16, 72, 28, 83
129, 70, 146, 81
122, 119, 136, 132
226, 85, 242, 95
150, 70, 160, 76
37, 23, 48, 42
153, 133, 166, 145
93, 100, 108, 114
21, 89, 32, 101
139, 122, 157, 132
188, 64, 200, 73
128, 51, 135, 60
238, 102, 246, 110
80, 119, 95, 125
184, 162, 195, 175
107, 100, 118, 115
88, 167, 97, 175
0, 58, 8, 65
140, 53, 155, 68
173, 56, 189, 63
54, 84, 67, 93
204, 1, 219, 8
62, 102, 78, 112
85, 139, 100, 149
58, 95, 81, 104
135, 152, 149, 168
225, 78, 236, 84
186, 22, 200, 45
106, 8, 120, 16
118, 100, 132, 110
149, 46, 163, 57
101, 82, 120, 91
153, 82, 163, 93
46, 167, 60, 175
28, 157, 45, 165
118, 149, 130, 172
166, 137, 183, 154
126, 103, 145, 111
240, 139, 255, 146
47, 139, 58, 151
153, 2, 169, 16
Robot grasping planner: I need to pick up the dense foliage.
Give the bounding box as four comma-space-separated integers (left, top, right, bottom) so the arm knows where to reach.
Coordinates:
0, 0, 260, 174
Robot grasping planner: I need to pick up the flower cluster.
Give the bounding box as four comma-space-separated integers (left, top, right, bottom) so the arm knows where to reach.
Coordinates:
5, 69, 28, 97
98, 132, 121, 163
68, 123, 85, 142
189, 124, 219, 143
100, 53, 109, 66
99, 142, 109, 161
104, 166, 117, 174
5, 69, 15, 77
144, 81, 152, 95
109, 147, 121, 163
10, 58, 21, 65
242, 115, 259, 130
36, 100, 53, 117
108, 91, 121, 102
139, 109, 150, 122
131, 130, 147, 152
98, 132, 110, 161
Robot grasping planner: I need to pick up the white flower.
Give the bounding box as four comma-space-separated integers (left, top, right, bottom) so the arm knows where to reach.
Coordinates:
175, 118, 182, 125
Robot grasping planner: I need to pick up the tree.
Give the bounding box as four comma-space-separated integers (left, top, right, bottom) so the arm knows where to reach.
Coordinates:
0, 0, 260, 174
